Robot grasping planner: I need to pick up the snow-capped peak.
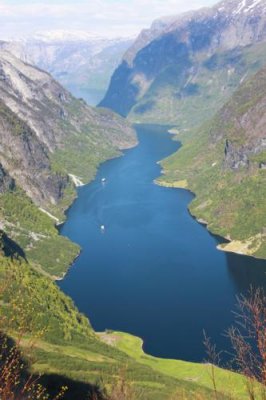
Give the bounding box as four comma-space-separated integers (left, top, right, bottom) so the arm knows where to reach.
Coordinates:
232, 0, 265, 14
217, 0, 266, 15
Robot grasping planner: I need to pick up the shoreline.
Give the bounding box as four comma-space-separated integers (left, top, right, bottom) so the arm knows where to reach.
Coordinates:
54, 131, 139, 281
155, 130, 266, 261
96, 330, 247, 399
156, 177, 266, 261
54, 249, 82, 281
53, 123, 265, 380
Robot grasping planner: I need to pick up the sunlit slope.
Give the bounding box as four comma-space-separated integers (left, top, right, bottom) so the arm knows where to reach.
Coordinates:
158, 66, 266, 259
0, 247, 251, 400
0, 50, 136, 278
101, 0, 266, 128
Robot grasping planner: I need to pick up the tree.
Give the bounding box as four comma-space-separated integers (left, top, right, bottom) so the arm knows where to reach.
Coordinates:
227, 287, 266, 399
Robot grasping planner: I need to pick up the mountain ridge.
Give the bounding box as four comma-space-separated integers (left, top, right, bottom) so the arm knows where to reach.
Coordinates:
100, 0, 266, 125
158, 64, 266, 258
0, 48, 136, 278
0, 3, 265, 398
0, 35, 133, 105
0, 47, 247, 400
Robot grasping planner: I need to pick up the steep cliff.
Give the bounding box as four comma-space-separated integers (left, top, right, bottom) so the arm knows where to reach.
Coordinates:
159, 65, 266, 258
0, 33, 133, 105
100, 0, 266, 127
0, 49, 136, 277
0, 162, 14, 194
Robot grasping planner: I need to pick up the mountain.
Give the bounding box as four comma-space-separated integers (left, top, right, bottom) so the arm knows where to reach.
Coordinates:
0, 47, 244, 400
158, 65, 266, 259
0, 12, 262, 400
0, 244, 246, 400
100, 0, 266, 127
0, 48, 136, 278
100, 0, 266, 259
1, 31, 133, 105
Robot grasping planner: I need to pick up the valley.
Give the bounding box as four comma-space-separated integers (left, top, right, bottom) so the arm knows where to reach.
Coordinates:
0, 48, 137, 278
58, 124, 266, 362
158, 65, 266, 259
102, 0, 266, 260
0, 32, 133, 106
0, 0, 266, 398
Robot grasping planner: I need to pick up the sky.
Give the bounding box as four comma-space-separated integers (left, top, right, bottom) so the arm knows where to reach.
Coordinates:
0, 0, 218, 40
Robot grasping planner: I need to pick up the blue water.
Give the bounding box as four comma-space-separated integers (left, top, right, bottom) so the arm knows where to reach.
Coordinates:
59, 124, 266, 362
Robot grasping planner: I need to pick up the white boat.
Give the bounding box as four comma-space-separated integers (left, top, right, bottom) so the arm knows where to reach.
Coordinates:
101, 178, 106, 183
101, 225, 105, 232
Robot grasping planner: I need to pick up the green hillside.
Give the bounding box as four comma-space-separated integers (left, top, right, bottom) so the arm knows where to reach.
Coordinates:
0, 51, 136, 279
158, 66, 266, 259
130, 43, 266, 129
0, 248, 254, 400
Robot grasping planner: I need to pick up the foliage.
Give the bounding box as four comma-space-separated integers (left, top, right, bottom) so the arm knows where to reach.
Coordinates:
0, 189, 79, 278
158, 67, 266, 258
204, 288, 266, 400
0, 254, 248, 400
129, 42, 266, 129
228, 288, 266, 387
0, 101, 31, 136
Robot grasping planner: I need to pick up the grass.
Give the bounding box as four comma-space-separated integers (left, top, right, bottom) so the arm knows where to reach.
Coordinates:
129, 42, 266, 130
1, 46, 265, 397
107, 331, 251, 399
0, 94, 136, 278
158, 66, 266, 259
0, 254, 241, 400
0, 101, 31, 136
0, 188, 79, 278
50, 133, 117, 184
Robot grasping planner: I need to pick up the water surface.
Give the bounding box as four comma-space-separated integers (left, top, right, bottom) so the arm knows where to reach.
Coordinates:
59, 124, 266, 362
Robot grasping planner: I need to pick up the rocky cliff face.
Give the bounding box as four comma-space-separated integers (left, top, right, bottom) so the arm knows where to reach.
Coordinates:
224, 135, 266, 169
0, 49, 136, 209
159, 65, 266, 258
0, 48, 77, 152
0, 99, 68, 206
100, 0, 266, 125
209, 65, 266, 171
0, 163, 14, 194
0, 49, 136, 276
0, 33, 133, 105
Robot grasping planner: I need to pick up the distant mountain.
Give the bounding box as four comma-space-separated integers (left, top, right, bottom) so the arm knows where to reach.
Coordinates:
158, 65, 266, 258
0, 48, 244, 400
1, 31, 133, 105
99, 0, 266, 259
0, 49, 136, 277
100, 0, 266, 127
30, 30, 105, 42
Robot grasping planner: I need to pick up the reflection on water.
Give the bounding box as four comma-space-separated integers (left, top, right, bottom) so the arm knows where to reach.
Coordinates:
59, 124, 266, 362
227, 252, 266, 293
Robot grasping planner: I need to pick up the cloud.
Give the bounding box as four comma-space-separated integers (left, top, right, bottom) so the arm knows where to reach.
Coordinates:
0, 0, 218, 38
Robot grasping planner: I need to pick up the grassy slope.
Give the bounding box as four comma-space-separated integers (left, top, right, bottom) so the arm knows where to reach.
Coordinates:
0, 188, 79, 278
0, 253, 250, 400
1, 54, 263, 398
0, 97, 130, 278
50, 99, 122, 187
129, 43, 266, 130
108, 331, 251, 399
0, 109, 260, 398
158, 70, 266, 259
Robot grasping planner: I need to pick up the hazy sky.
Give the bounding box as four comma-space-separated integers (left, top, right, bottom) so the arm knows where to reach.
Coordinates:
0, 0, 218, 39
